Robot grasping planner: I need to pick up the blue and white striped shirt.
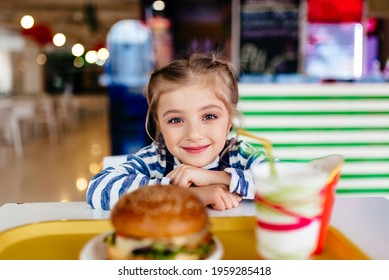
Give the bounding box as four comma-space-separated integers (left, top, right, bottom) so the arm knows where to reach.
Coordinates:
86, 138, 266, 209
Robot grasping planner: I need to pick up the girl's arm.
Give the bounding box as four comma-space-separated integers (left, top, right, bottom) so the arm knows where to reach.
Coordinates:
166, 140, 266, 199
86, 145, 168, 210
224, 140, 267, 199
166, 165, 231, 187
223, 168, 257, 199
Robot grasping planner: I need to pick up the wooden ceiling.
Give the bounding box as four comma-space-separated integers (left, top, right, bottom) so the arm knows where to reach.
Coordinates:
0, 0, 142, 49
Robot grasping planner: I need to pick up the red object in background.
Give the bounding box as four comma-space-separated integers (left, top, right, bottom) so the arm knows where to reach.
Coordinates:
367, 17, 378, 34
93, 42, 106, 51
308, 0, 364, 23
21, 23, 53, 45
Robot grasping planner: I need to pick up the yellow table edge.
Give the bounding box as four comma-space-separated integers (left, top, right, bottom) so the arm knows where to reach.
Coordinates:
0, 217, 369, 260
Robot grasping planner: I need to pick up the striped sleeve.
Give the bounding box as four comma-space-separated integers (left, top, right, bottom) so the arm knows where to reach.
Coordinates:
86, 143, 171, 210
224, 140, 266, 199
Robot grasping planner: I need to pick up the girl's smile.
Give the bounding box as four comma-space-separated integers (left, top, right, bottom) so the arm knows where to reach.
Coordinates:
182, 144, 211, 154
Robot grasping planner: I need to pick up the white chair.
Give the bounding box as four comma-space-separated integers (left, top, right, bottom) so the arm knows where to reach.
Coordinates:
12, 96, 58, 142
56, 94, 78, 130
34, 96, 58, 141
0, 104, 23, 158
102, 155, 128, 169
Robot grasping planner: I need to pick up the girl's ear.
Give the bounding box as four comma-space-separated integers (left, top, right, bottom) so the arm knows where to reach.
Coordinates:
146, 115, 158, 141
155, 120, 164, 142
227, 122, 233, 134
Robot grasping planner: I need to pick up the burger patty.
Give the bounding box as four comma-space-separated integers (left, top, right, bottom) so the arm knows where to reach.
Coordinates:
104, 229, 215, 260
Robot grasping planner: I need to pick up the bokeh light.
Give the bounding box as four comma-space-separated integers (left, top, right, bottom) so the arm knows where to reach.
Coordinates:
76, 178, 88, 192
85, 50, 98, 64
53, 33, 66, 47
21, 15, 34, 29
153, 0, 165, 11
97, 48, 109, 61
89, 163, 101, 175
91, 144, 102, 156
72, 43, 85, 57
73, 57, 85, 68
37, 53, 47, 65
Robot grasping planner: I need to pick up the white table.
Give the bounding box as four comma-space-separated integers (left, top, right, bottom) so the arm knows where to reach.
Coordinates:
1, 196, 388, 260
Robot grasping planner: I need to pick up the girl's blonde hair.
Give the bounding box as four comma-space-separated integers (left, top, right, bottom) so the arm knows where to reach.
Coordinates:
144, 52, 240, 145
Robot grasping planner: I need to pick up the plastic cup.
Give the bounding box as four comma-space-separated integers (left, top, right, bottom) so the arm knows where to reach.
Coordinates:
310, 155, 343, 255
251, 155, 343, 259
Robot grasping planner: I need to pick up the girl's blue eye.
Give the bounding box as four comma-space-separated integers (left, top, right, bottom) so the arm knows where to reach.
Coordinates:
168, 117, 183, 124
203, 114, 217, 121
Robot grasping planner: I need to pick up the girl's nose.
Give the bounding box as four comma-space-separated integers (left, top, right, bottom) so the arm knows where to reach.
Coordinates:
185, 121, 203, 140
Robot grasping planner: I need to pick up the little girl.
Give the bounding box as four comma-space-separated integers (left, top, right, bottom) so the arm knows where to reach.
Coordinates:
86, 53, 266, 210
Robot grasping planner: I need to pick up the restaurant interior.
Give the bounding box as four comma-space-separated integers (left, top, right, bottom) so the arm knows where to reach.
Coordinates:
1, 0, 389, 262
0, 0, 389, 206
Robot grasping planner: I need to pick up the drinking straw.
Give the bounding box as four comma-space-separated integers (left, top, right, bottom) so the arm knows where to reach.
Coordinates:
236, 128, 277, 177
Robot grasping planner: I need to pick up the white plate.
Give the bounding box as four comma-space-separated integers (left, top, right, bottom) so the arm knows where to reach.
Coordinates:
79, 232, 223, 260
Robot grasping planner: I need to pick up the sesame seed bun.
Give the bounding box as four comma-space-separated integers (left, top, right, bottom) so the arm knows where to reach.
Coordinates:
111, 185, 209, 238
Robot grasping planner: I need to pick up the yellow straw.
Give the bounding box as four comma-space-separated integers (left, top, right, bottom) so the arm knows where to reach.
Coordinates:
236, 128, 277, 177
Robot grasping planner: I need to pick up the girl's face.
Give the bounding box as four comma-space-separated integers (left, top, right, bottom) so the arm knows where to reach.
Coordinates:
157, 84, 231, 167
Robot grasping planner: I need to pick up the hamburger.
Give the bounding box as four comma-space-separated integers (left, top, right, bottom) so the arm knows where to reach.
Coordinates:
104, 185, 215, 260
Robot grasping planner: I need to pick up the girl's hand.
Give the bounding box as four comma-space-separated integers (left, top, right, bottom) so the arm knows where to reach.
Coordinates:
188, 184, 242, 211
166, 164, 230, 188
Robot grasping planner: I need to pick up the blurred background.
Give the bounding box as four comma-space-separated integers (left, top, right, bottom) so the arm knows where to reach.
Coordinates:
0, 0, 389, 205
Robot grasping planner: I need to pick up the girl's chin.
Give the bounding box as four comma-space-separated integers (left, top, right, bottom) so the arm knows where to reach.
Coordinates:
181, 158, 213, 168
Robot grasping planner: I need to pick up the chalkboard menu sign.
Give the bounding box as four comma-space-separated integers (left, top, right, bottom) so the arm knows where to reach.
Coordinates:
240, 0, 300, 74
